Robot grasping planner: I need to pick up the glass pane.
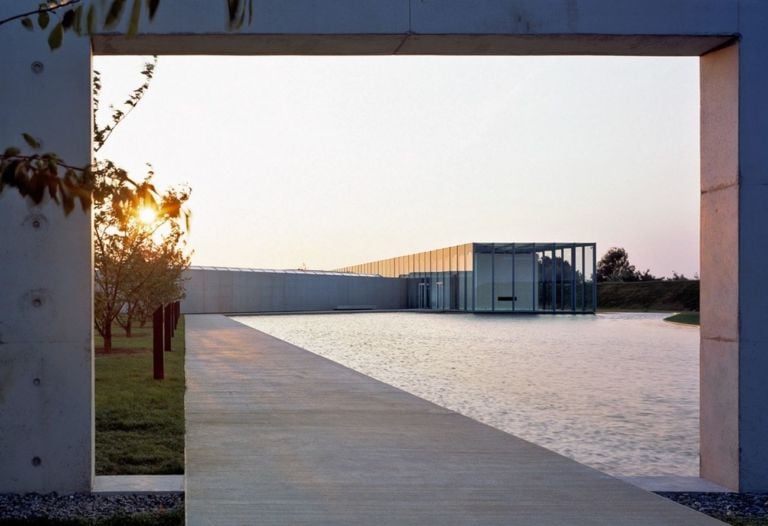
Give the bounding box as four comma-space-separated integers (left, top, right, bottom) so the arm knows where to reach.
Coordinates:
584, 245, 596, 311
493, 248, 514, 311
514, 248, 535, 311
475, 248, 493, 311
537, 248, 556, 311
560, 247, 575, 311
575, 246, 585, 311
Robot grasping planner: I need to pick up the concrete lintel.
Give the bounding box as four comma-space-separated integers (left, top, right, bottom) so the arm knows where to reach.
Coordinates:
93, 33, 736, 57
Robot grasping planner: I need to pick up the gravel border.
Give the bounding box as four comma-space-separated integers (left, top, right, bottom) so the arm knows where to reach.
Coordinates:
658, 492, 768, 520
1, 492, 766, 522
0, 494, 183, 521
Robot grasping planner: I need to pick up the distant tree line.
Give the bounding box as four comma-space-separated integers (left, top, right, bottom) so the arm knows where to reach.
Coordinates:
596, 247, 697, 283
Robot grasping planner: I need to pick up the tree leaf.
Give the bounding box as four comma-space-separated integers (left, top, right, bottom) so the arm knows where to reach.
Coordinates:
146, 0, 160, 19
62, 191, 75, 215
62, 9, 76, 29
38, 10, 50, 30
29, 173, 46, 204
73, 6, 83, 34
48, 22, 64, 50
87, 5, 96, 34
2, 161, 21, 185
105, 0, 127, 29
21, 17, 34, 31
127, 0, 142, 35
21, 133, 41, 150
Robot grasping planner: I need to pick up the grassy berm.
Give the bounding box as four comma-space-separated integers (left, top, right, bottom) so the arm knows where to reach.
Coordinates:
598, 280, 699, 312
95, 318, 185, 475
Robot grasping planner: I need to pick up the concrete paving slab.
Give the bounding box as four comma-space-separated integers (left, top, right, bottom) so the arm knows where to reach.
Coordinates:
185, 314, 725, 526
93, 476, 184, 494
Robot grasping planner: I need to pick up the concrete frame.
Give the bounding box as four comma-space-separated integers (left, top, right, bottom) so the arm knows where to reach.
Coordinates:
1, 0, 765, 493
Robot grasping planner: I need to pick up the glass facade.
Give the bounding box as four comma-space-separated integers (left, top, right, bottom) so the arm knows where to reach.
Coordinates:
337, 242, 597, 313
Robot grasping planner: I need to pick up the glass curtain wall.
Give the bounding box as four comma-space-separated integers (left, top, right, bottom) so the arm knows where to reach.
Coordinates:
336, 242, 595, 313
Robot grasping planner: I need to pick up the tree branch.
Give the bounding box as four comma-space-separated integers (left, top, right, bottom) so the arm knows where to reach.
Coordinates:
0, 0, 82, 27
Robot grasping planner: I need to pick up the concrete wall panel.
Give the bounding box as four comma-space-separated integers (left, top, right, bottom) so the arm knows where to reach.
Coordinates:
0, 1, 93, 493
411, 0, 739, 36
700, 339, 740, 489
181, 269, 407, 314
700, 44, 740, 490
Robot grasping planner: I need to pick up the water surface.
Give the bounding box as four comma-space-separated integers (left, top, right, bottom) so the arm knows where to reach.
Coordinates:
233, 312, 698, 476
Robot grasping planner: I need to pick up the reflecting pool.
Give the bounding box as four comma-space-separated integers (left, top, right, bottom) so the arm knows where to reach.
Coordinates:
233, 312, 698, 476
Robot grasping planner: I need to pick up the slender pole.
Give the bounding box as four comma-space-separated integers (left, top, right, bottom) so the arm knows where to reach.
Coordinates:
152, 306, 164, 380
173, 301, 180, 331
164, 303, 172, 352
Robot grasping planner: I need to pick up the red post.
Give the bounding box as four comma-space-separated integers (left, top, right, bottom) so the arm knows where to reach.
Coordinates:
164, 303, 173, 352
152, 305, 164, 380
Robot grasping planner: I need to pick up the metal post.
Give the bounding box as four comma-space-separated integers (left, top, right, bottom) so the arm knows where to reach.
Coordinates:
581, 245, 587, 312
532, 244, 537, 313
551, 244, 557, 313
592, 244, 598, 312
511, 244, 516, 313
152, 306, 164, 380
491, 244, 496, 312
571, 245, 576, 312
164, 303, 172, 352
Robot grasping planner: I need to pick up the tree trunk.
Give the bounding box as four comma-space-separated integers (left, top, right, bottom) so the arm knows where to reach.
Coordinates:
124, 317, 132, 338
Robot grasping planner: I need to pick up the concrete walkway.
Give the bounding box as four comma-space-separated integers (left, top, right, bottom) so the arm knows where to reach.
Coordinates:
185, 315, 724, 526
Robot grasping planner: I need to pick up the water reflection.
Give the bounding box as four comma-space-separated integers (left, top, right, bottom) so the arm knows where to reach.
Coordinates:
233, 312, 698, 476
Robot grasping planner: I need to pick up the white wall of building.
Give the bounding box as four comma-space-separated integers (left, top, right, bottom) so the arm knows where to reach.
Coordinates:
182, 268, 407, 314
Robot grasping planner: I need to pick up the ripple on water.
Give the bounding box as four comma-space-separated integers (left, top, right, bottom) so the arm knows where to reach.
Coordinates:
233, 312, 699, 477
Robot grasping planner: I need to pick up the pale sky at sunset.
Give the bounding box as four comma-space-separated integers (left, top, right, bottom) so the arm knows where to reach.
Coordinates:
95, 55, 700, 278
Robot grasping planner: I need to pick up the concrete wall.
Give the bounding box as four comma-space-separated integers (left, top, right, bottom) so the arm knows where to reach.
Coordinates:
182, 269, 407, 314
0, 2, 93, 493
2, 0, 768, 493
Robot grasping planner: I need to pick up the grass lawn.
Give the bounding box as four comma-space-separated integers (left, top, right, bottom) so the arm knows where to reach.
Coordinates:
95, 317, 185, 475
663, 312, 700, 326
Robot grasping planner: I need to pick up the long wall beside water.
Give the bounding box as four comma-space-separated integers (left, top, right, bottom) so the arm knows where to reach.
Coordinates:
181, 267, 407, 314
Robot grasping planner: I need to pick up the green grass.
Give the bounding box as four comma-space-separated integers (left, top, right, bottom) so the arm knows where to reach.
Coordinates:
664, 312, 700, 325
95, 317, 185, 475
597, 280, 699, 312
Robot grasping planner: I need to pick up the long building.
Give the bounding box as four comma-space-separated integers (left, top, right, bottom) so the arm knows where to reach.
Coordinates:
182, 242, 596, 314
338, 242, 597, 313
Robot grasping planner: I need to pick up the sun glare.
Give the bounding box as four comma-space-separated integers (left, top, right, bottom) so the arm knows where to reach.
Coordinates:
137, 206, 157, 225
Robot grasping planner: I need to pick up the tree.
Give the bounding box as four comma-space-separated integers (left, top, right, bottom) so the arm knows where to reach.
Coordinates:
635, 268, 658, 282
597, 247, 638, 282
116, 202, 190, 337
93, 163, 190, 350
0, 0, 251, 211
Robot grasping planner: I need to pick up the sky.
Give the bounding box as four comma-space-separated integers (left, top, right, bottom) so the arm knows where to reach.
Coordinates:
94, 55, 700, 278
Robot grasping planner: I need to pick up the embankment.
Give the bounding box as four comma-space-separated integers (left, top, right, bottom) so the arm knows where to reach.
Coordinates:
597, 280, 699, 312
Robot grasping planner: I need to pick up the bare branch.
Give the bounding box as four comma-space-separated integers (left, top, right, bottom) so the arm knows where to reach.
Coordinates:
0, 0, 82, 27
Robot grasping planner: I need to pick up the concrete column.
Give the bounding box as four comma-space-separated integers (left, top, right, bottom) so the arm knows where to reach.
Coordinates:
0, 3, 93, 493
700, 44, 740, 491
701, 11, 768, 490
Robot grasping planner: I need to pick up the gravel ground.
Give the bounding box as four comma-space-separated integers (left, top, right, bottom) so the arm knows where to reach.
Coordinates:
658, 492, 768, 520
0, 493, 183, 521
1, 492, 765, 522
